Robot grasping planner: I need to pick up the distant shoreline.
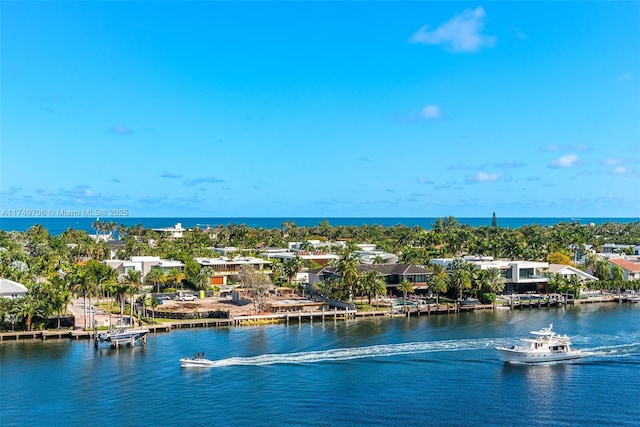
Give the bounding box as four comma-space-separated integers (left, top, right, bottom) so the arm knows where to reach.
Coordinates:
1, 216, 638, 235
2, 297, 634, 344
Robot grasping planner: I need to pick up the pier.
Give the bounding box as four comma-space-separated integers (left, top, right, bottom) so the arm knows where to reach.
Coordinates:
2, 295, 637, 343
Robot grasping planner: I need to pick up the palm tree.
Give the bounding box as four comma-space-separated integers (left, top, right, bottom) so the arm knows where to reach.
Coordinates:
480, 268, 506, 295
283, 256, 303, 286
397, 279, 414, 312
335, 252, 359, 302
595, 259, 611, 281
428, 263, 448, 305
150, 296, 159, 324
145, 268, 166, 294
195, 266, 215, 290
360, 270, 386, 305
448, 268, 472, 300
50, 276, 71, 329
166, 268, 186, 290
16, 296, 45, 331
611, 265, 624, 283
69, 266, 95, 329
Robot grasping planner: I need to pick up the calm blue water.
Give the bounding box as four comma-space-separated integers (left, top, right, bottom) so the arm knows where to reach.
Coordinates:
1, 217, 638, 235
2, 303, 639, 427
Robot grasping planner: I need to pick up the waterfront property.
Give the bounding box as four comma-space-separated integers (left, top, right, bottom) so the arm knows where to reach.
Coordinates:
308, 263, 432, 293
430, 256, 551, 294
195, 256, 271, 286
0, 278, 28, 299
607, 258, 640, 281
546, 264, 598, 282
103, 256, 185, 281
260, 248, 340, 267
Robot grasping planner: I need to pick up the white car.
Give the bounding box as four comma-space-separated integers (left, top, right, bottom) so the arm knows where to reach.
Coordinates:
179, 294, 198, 301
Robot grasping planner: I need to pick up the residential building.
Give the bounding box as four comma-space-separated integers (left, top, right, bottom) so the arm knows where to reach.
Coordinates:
308, 263, 432, 293
430, 256, 550, 294
546, 264, 598, 282
607, 258, 640, 281
0, 278, 28, 299
602, 243, 635, 254
103, 256, 184, 280
195, 256, 271, 286
260, 250, 340, 267
152, 223, 185, 238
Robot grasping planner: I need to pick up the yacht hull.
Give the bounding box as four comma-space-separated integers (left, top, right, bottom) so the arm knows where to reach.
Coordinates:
496, 347, 582, 363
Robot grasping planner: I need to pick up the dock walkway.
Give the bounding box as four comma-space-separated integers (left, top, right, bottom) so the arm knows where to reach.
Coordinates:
2, 295, 637, 342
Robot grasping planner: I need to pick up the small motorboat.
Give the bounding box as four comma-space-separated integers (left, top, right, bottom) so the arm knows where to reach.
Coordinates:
96, 325, 149, 348
495, 324, 582, 363
180, 352, 215, 367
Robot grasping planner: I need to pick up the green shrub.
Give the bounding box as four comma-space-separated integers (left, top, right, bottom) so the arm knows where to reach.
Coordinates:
479, 292, 496, 304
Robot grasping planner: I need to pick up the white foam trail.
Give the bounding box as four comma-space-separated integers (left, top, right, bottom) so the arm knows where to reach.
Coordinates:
209, 338, 507, 368
581, 342, 640, 358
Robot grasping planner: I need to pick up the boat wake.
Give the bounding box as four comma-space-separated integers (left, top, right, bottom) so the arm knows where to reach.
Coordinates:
208, 338, 508, 368
580, 342, 640, 359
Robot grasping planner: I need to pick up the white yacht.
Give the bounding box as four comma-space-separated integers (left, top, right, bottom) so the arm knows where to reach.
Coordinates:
180, 352, 215, 367
495, 324, 581, 363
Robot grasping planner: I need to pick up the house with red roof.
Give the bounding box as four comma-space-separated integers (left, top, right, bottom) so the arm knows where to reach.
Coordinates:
607, 258, 640, 281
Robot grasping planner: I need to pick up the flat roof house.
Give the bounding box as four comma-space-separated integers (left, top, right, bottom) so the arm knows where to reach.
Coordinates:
430, 257, 550, 294
309, 263, 432, 293
195, 256, 271, 286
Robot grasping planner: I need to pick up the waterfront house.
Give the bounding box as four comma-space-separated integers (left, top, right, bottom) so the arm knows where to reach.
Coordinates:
0, 278, 28, 299
607, 258, 640, 281
430, 256, 550, 294
260, 249, 340, 267
546, 264, 598, 282
195, 256, 271, 286
103, 256, 184, 281
308, 263, 432, 294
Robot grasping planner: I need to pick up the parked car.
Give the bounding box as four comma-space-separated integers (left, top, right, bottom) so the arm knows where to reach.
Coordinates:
179, 294, 198, 301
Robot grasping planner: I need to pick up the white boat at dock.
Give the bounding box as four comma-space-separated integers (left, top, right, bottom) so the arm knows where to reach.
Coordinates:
495, 324, 581, 363
180, 352, 215, 367
96, 325, 149, 348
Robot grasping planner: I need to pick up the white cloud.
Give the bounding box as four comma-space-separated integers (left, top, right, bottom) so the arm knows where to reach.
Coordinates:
467, 172, 501, 183
604, 158, 623, 166
416, 176, 433, 184
496, 160, 525, 168
550, 154, 579, 168
613, 166, 627, 174
184, 176, 224, 187
409, 7, 496, 52
421, 105, 441, 119
108, 124, 134, 135
545, 144, 589, 152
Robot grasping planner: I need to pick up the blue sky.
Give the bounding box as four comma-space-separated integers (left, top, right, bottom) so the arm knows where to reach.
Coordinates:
1, 1, 639, 218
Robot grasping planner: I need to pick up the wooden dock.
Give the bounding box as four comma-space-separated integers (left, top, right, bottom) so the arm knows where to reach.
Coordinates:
2, 295, 636, 342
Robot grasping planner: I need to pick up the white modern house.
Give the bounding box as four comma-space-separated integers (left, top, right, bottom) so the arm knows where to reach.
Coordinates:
152, 223, 186, 238
103, 256, 184, 280
430, 256, 550, 294
195, 256, 271, 286
0, 278, 28, 299
353, 244, 398, 264
260, 249, 340, 267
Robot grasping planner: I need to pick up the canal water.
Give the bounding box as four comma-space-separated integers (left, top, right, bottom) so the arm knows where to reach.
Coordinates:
2, 303, 639, 426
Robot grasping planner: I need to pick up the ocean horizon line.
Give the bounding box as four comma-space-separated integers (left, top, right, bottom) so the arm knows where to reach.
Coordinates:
1, 216, 638, 235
